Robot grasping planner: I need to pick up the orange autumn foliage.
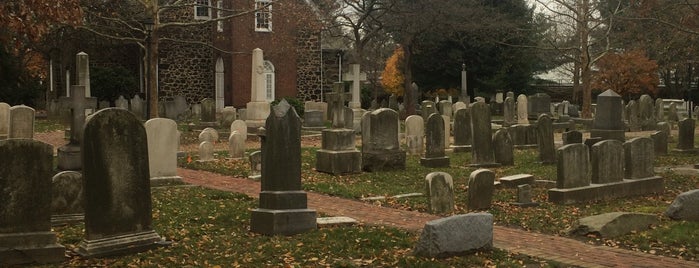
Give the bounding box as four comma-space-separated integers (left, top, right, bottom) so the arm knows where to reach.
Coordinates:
381, 46, 405, 96
591, 49, 659, 97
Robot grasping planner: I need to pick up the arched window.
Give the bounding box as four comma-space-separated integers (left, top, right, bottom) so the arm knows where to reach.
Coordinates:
263, 60, 275, 102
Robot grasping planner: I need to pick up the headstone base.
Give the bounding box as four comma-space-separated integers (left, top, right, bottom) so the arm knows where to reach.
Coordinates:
511, 202, 539, 207
0, 232, 65, 265
548, 176, 663, 204
362, 150, 406, 172
51, 213, 84, 226
150, 176, 184, 187
420, 156, 450, 168
250, 208, 317, 235
467, 162, 501, 168
75, 230, 166, 258
450, 145, 471, 153
316, 149, 362, 175
590, 129, 625, 142
57, 144, 82, 171
672, 148, 697, 153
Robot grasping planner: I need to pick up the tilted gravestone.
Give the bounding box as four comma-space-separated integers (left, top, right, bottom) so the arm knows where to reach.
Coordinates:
469, 102, 499, 167
145, 118, 183, 186
537, 114, 556, 164
405, 115, 424, 155
77, 108, 166, 257
467, 169, 495, 210
9, 105, 35, 139
413, 213, 493, 257
493, 128, 514, 166
425, 172, 454, 214
0, 102, 11, 139
665, 189, 699, 222
361, 108, 406, 171
51, 171, 84, 225
451, 108, 471, 152
0, 139, 65, 265
251, 100, 316, 235
420, 113, 449, 167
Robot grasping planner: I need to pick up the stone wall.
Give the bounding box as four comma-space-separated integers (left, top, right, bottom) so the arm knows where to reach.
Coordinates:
295, 29, 323, 102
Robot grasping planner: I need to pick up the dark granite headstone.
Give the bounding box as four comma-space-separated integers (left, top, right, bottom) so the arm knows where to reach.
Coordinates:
420, 113, 449, 167
537, 114, 555, 164
674, 118, 696, 152
591, 140, 624, 184
469, 102, 498, 167
562, 130, 583, 145
77, 108, 165, 257
467, 169, 495, 210
451, 108, 471, 152
591, 90, 625, 141
493, 128, 514, 166
651, 131, 668, 155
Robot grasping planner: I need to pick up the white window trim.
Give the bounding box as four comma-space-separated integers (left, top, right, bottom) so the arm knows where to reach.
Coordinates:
216, 1, 223, 32
255, 0, 272, 32
194, 0, 211, 20
263, 60, 275, 102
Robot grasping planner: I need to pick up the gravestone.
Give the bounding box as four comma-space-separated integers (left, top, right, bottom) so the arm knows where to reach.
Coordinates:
438, 100, 453, 118
657, 121, 672, 143
0, 139, 65, 265
361, 108, 406, 171
453, 101, 467, 112
442, 115, 451, 149
303, 110, 325, 129
388, 94, 399, 111
512, 184, 538, 207
316, 83, 362, 175
413, 213, 493, 258
220, 106, 237, 127
199, 127, 219, 143
674, 118, 696, 152
528, 93, 551, 119
145, 118, 183, 186
537, 114, 556, 164
173, 95, 189, 119
509, 124, 538, 148
0, 102, 10, 139
591, 140, 624, 184
9, 105, 35, 139
343, 63, 367, 109
626, 100, 640, 132
467, 169, 495, 210
246, 48, 271, 128
451, 108, 471, 153
248, 150, 262, 179
420, 113, 449, 167
591, 90, 625, 141
421, 100, 436, 120
516, 94, 529, 124
562, 130, 583, 145
503, 96, 516, 126
130, 95, 145, 119
230, 120, 248, 138
99, 100, 110, 109
624, 137, 655, 179
639, 94, 655, 130
655, 98, 664, 120
57, 85, 98, 171
668, 102, 679, 123
115, 95, 129, 110
650, 131, 668, 155
556, 144, 590, 188
228, 131, 246, 159
51, 171, 84, 225
493, 128, 514, 166
77, 108, 165, 257
469, 102, 498, 167
405, 115, 424, 155
198, 141, 215, 161
200, 98, 217, 126
325, 82, 352, 129
250, 100, 317, 235
425, 172, 454, 214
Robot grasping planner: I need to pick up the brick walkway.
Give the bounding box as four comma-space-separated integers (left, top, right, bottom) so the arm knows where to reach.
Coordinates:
178, 168, 697, 268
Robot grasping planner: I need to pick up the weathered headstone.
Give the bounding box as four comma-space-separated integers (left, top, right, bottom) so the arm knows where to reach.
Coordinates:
665, 189, 699, 222
556, 144, 590, 188
591, 140, 624, 184
674, 118, 696, 152
130, 95, 145, 119
174, 95, 189, 119
405, 115, 424, 155
438, 100, 453, 118
220, 106, 237, 127
316, 84, 362, 175
425, 172, 454, 214
388, 94, 399, 111
57, 85, 97, 171
361, 108, 406, 171
512, 184, 538, 207
591, 90, 625, 141
516, 94, 529, 124
246, 48, 271, 128
325, 82, 352, 129
145, 118, 183, 186
451, 108, 471, 152
0, 102, 10, 139
250, 100, 317, 235
537, 114, 556, 164
626, 100, 640, 131
198, 141, 215, 161
442, 115, 451, 149
0, 139, 65, 265
493, 128, 514, 166
528, 93, 551, 119
421, 100, 436, 120
650, 131, 668, 155
420, 113, 449, 167
303, 110, 325, 129
77, 108, 166, 257
248, 150, 262, 179
624, 137, 655, 179
467, 169, 495, 210
571, 212, 659, 238
657, 121, 672, 143
639, 94, 656, 130
562, 130, 583, 145
51, 171, 84, 225
9, 105, 35, 139
470, 102, 498, 167
413, 213, 493, 258
115, 95, 129, 110
668, 102, 679, 123
230, 119, 248, 138
453, 101, 467, 112
503, 96, 516, 126
200, 98, 217, 126
199, 127, 219, 143
655, 98, 664, 121
228, 131, 246, 159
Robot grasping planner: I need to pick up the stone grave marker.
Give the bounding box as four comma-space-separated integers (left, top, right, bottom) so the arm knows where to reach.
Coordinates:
145, 118, 183, 186
200, 98, 217, 126
562, 130, 583, 145
303, 110, 325, 129
220, 106, 237, 127
0, 102, 10, 139
361, 108, 406, 171
250, 100, 317, 235
199, 127, 219, 143
51, 171, 84, 225
421, 100, 436, 120
665, 189, 699, 222
626, 100, 640, 131
467, 169, 495, 210
248, 150, 262, 179
451, 108, 471, 152
624, 137, 655, 179
668, 102, 679, 123
115, 95, 129, 110
405, 115, 424, 155
516, 94, 529, 124
57, 85, 98, 171
591, 140, 624, 184
651, 131, 668, 155
413, 213, 493, 257
556, 143, 590, 189
639, 94, 655, 130
503, 96, 516, 126
388, 94, 399, 111
325, 82, 352, 129
198, 141, 215, 161
77, 108, 166, 257
130, 95, 145, 119
537, 114, 556, 164
442, 115, 451, 149
591, 90, 625, 141
493, 128, 514, 166
528, 93, 551, 118
342, 63, 367, 109
438, 100, 453, 118
420, 113, 449, 167
316, 83, 362, 175
228, 131, 246, 159
674, 118, 696, 152
512, 184, 538, 207
9, 105, 35, 139
174, 95, 189, 118
425, 172, 454, 214
230, 119, 248, 138
657, 121, 672, 142
655, 98, 664, 120
469, 102, 498, 167
0, 139, 65, 265
453, 101, 467, 112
